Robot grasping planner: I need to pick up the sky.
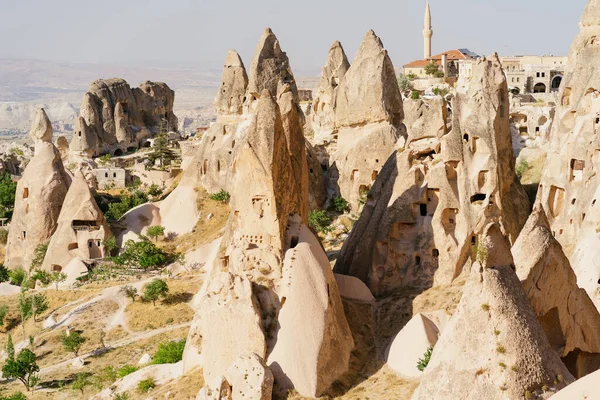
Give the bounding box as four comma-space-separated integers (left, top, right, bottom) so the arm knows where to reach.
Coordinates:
0, 0, 588, 75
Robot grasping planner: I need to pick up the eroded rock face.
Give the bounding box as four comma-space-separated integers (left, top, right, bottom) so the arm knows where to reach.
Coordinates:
329, 30, 405, 209
334, 54, 530, 297
29, 108, 53, 142
215, 50, 249, 116
413, 225, 574, 400
226, 353, 273, 400
184, 67, 351, 396
41, 171, 112, 276
5, 109, 71, 269
71, 78, 177, 156
512, 205, 600, 378
537, 0, 600, 312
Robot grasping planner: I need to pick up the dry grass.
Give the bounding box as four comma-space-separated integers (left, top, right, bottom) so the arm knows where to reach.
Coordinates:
160, 188, 230, 255
124, 300, 194, 331
520, 154, 546, 186
129, 366, 205, 400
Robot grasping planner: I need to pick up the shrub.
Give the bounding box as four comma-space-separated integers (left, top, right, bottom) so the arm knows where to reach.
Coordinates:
515, 159, 529, 179
152, 339, 186, 365
0, 392, 27, 400
433, 87, 449, 97
138, 378, 155, 393
126, 177, 142, 191
147, 225, 165, 242
397, 74, 414, 92
72, 372, 92, 395
472, 243, 488, 264
496, 344, 506, 354
0, 265, 9, 282
417, 346, 433, 371
9, 268, 26, 286
30, 243, 49, 271
434, 70, 445, 78
0, 173, 17, 216
113, 239, 168, 269
105, 191, 149, 220
308, 210, 332, 233
62, 331, 87, 356
407, 73, 417, 80
114, 393, 130, 400
424, 61, 439, 76
30, 269, 51, 286
50, 271, 67, 290
98, 154, 111, 166
147, 184, 163, 197
332, 196, 349, 213
0, 229, 8, 245
119, 285, 138, 302
209, 190, 230, 203
411, 90, 420, 100
116, 365, 138, 378
143, 279, 169, 306
103, 236, 118, 257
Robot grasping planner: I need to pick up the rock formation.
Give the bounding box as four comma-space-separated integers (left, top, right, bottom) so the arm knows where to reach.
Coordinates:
512, 204, 600, 378
215, 50, 249, 116
41, 170, 112, 278
184, 86, 352, 398
537, 0, 600, 312
70, 78, 177, 157
413, 224, 573, 400
334, 54, 530, 297
5, 109, 71, 269
311, 41, 350, 144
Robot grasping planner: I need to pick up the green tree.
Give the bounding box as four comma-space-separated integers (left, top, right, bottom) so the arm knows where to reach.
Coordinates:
50, 271, 67, 291
0, 229, 8, 245
8, 268, 26, 286
147, 184, 163, 197
6, 334, 14, 361
98, 154, 112, 166
72, 372, 92, 395
30, 243, 49, 271
30, 294, 48, 326
30, 269, 51, 286
0, 304, 8, 327
397, 74, 414, 92
0, 265, 9, 282
17, 294, 32, 340
1, 349, 40, 391
0, 173, 17, 219
146, 226, 165, 243
143, 279, 169, 306
147, 124, 177, 168
424, 61, 439, 76
331, 196, 349, 213
105, 191, 149, 220
103, 236, 118, 257
113, 239, 168, 270
152, 339, 186, 364
137, 378, 155, 393
62, 331, 87, 357
119, 285, 138, 302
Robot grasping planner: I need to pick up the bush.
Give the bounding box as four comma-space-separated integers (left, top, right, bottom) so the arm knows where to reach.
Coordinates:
143, 279, 169, 306
417, 346, 433, 371
98, 154, 111, 166
147, 226, 165, 242
113, 239, 168, 270
119, 285, 138, 302
30, 243, 48, 270
8, 268, 26, 286
30, 269, 51, 286
434, 70, 445, 78
114, 393, 130, 400
433, 87, 449, 97
424, 61, 439, 76
397, 74, 414, 92
411, 91, 420, 100
152, 339, 186, 365
0, 173, 17, 216
209, 190, 230, 203
515, 159, 529, 179
0, 229, 8, 245
116, 365, 138, 378
138, 378, 155, 393
0, 393, 27, 400
331, 196, 349, 213
308, 210, 332, 233
105, 191, 149, 220
72, 372, 92, 394
0, 265, 8, 282
147, 184, 164, 197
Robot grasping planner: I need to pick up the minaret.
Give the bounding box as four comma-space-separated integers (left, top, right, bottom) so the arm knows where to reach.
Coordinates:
423, 2, 433, 59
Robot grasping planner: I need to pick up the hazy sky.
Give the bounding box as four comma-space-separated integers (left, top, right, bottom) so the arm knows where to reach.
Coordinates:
0, 0, 588, 75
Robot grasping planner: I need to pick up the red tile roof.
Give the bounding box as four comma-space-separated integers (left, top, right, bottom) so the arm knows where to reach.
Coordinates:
404, 49, 476, 68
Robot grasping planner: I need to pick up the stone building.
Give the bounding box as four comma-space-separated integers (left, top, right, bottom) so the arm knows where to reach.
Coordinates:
95, 168, 127, 189
500, 55, 567, 94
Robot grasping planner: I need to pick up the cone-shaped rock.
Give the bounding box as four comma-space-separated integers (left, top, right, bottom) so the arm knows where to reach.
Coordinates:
5, 117, 71, 269
69, 117, 98, 158
215, 50, 249, 116
41, 170, 112, 277
29, 108, 53, 142
413, 224, 574, 400
512, 204, 600, 378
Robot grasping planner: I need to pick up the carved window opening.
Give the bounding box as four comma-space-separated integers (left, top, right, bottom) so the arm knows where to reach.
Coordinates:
420, 204, 427, 217
432, 249, 439, 258
290, 236, 299, 249
68, 243, 78, 250
415, 255, 421, 266
548, 185, 565, 217
570, 159, 585, 182
470, 193, 487, 203
351, 169, 359, 182
51, 265, 62, 272
23, 188, 29, 199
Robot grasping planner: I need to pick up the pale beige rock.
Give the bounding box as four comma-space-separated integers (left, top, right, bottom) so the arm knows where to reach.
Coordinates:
512, 204, 600, 378
69, 116, 98, 158
386, 313, 441, 378
225, 353, 273, 400
335, 54, 530, 297
215, 50, 248, 116
41, 170, 112, 274
196, 273, 266, 382
550, 369, 600, 400
537, 0, 600, 313
334, 273, 375, 303
29, 108, 53, 142
5, 113, 71, 269
413, 224, 574, 400
196, 376, 232, 400
268, 216, 354, 398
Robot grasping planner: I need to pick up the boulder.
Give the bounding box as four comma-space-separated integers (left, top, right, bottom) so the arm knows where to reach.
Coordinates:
138, 353, 152, 365
196, 376, 232, 400
512, 204, 600, 378
225, 353, 273, 400
385, 313, 441, 378
71, 357, 85, 368
550, 369, 600, 400
334, 273, 375, 303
